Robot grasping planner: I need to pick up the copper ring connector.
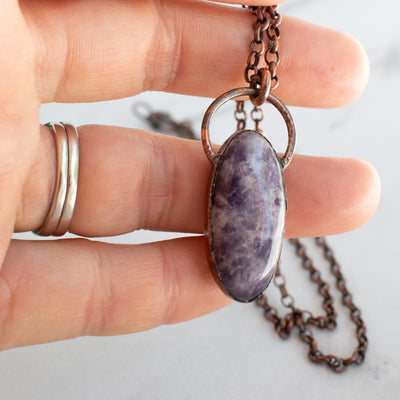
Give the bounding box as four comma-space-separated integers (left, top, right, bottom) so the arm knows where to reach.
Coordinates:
250, 68, 271, 107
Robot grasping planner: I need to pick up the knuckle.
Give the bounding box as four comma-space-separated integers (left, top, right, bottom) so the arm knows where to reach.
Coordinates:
145, 1, 182, 92
79, 241, 111, 336
140, 135, 177, 231
158, 242, 179, 326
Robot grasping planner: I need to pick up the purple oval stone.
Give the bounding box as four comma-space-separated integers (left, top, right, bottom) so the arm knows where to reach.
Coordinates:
208, 130, 286, 302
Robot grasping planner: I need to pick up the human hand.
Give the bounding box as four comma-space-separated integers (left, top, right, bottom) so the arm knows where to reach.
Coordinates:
0, 0, 380, 349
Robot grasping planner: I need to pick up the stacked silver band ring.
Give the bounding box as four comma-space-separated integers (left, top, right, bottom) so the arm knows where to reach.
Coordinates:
35, 123, 79, 237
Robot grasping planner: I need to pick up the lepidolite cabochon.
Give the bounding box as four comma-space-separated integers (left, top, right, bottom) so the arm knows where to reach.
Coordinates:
208, 130, 286, 302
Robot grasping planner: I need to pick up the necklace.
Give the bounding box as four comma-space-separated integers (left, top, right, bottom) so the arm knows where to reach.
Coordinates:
201, 5, 293, 303
134, 4, 367, 373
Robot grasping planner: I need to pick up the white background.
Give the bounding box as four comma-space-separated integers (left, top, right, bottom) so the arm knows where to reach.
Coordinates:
2, 0, 399, 399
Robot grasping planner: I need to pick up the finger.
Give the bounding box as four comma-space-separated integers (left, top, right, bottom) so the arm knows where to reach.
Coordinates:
285, 156, 381, 237
0, 3, 40, 267
23, 0, 368, 107
16, 125, 380, 238
0, 237, 230, 349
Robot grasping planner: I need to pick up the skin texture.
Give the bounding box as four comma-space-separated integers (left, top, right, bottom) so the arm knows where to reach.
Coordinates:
0, 0, 380, 350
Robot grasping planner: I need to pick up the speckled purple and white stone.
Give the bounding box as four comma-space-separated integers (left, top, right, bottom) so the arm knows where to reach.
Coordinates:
209, 130, 286, 302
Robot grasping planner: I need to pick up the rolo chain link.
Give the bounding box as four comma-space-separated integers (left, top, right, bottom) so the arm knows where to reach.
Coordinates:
234, 100, 247, 131
255, 238, 368, 373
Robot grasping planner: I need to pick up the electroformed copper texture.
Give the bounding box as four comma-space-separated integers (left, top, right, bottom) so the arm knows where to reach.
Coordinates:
201, 87, 296, 170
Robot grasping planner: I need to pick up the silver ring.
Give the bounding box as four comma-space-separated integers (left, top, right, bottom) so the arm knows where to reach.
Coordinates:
34, 123, 79, 236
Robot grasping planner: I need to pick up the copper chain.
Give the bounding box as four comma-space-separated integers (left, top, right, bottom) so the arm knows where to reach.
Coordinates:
135, 3, 367, 374
132, 103, 196, 140
233, 98, 367, 373
234, 100, 247, 131
244, 6, 281, 91
235, 100, 264, 133
242, 6, 368, 372
255, 238, 368, 373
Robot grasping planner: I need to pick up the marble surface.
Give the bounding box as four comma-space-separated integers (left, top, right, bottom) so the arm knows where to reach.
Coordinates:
3, 0, 400, 399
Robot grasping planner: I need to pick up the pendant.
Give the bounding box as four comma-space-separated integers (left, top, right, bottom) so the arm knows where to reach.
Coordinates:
201, 88, 296, 302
